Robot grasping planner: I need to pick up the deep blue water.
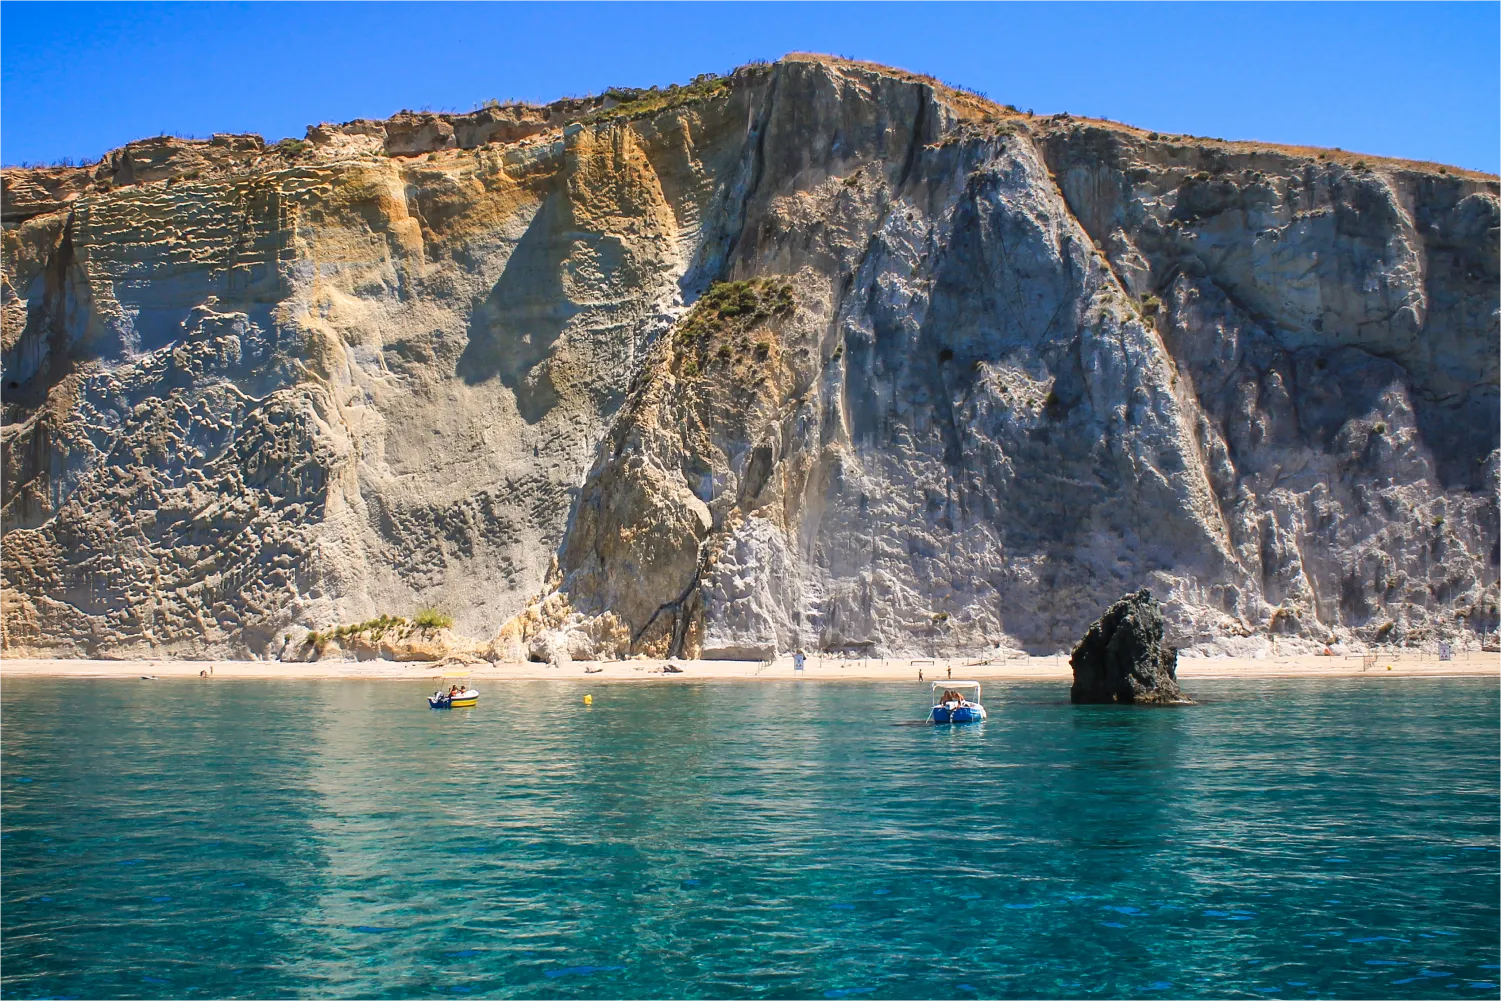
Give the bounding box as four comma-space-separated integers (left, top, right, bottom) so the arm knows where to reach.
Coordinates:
2, 676, 1497, 1000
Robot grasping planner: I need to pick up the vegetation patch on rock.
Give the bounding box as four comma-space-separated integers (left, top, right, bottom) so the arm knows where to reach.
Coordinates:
304, 611, 453, 655
413, 607, 454, 630
590, 73, 734, 124
671, 279, 794, 379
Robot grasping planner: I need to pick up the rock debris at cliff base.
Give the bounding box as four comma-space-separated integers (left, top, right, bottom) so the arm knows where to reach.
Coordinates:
2, 54, 1497, 661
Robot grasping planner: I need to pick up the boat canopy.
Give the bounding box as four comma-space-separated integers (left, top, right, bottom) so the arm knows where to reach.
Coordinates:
931, 680, 982, 703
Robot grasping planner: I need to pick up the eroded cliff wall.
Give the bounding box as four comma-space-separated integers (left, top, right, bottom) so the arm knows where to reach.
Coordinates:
3, 55, 1496, 659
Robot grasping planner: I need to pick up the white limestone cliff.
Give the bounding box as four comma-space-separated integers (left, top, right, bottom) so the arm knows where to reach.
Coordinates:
3, 55, 1496, 660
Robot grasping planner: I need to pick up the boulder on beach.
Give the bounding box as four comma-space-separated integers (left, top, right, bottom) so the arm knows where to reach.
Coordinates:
1070, 589, 1191, 705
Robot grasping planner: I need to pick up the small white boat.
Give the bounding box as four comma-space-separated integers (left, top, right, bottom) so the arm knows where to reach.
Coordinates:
929, 681, 987, 724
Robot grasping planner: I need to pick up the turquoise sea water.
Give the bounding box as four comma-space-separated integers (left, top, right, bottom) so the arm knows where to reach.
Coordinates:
2, 676, 1497, 1000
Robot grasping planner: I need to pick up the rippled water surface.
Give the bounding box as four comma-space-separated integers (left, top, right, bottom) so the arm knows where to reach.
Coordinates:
3, 676, 1498, 999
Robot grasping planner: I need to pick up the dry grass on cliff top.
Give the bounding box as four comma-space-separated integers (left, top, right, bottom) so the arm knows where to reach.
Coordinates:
788, 52, 1496, 181
4, 54, 1491, 186
588, 73, 735, 124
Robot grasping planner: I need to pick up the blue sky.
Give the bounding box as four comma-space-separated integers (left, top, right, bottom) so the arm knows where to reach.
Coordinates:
2, 2, 1497, 172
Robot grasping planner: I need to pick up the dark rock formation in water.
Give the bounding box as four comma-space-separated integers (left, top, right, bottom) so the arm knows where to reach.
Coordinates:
1070, 589, 1190, 704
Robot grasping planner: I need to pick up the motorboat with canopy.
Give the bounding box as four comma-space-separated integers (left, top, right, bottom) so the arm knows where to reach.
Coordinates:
428, 670, 479, 709
929, 680, 987, 724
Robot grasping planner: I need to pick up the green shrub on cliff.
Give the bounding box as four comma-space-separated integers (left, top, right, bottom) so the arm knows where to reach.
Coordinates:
413, 608, 454, 630
677, 280, 793, 343
589, 73, 732, 124
670, 279, 795, 379
303, 613, 417, 650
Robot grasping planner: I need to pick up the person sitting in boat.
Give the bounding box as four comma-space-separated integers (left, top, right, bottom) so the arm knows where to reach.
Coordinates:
449, 685, 461, 698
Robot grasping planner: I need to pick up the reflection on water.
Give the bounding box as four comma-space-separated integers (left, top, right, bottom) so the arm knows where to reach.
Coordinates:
3, 677, 1498, 999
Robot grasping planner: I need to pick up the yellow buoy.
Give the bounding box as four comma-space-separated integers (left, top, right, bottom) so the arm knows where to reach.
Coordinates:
583, 694, 593, 705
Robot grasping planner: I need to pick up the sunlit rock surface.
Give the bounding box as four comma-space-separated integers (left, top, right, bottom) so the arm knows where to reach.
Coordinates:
3, 55, 1496, 659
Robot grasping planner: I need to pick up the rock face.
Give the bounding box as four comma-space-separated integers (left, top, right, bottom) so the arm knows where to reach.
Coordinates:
2, 55, 1498, 660
1069, 589, 1187, 704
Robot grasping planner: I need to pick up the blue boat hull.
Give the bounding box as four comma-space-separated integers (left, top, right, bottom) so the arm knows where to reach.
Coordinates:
930, 705, 985, 724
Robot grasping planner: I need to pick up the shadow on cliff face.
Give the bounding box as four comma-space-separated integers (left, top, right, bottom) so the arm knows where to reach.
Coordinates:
845, 153, 1082, 458
1169, 274, 1499, 493
2, 221, 76, 408
834, 152, 1228, 652
457, 191, 576, 422
1414, 388, 1500, 492
1296, 345, 1497, 491
1046, 135, 1500, 496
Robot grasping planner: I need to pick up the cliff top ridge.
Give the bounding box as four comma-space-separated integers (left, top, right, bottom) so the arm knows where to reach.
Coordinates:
3, 52, 1494, 228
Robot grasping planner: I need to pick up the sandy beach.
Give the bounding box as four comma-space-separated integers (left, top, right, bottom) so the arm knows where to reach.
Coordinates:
2, 651, 1496, 682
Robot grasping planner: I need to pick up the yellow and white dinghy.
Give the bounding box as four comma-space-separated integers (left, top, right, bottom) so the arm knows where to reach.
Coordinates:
427, 671, 479, 709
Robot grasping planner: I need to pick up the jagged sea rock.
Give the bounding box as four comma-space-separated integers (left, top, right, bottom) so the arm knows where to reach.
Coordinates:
2, 55, 1496, 660
1070, 589, 1189, 704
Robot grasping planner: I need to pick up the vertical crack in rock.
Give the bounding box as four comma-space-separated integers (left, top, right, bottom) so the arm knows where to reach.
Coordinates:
896, 86, 930, 192
717, 65, 779, 274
